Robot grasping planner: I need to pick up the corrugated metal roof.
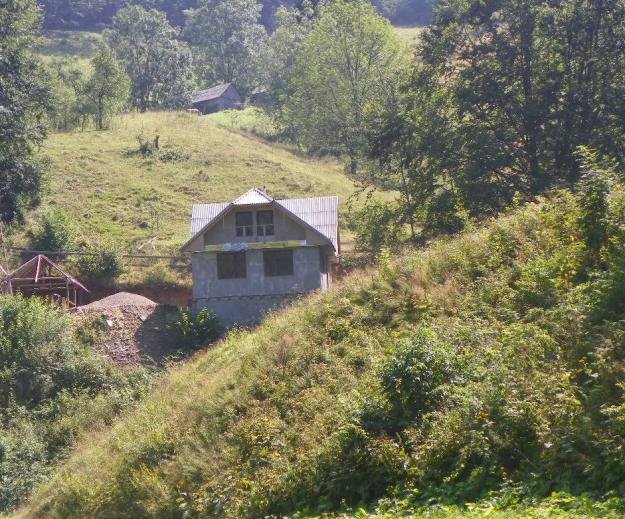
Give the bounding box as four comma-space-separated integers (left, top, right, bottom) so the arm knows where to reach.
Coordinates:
192, 83, 233, 104
277, 196, 339, 252
190, 202, 229, 237
187, 189, 339, 252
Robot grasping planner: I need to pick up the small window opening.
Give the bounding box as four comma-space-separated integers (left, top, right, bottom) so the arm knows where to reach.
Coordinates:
263, 249, 293, 277
257, 210, 274, 236
235, 212, 253, 237
217, 252, 247, 279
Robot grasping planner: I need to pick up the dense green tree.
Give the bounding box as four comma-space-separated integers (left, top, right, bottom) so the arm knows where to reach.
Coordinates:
262, 2, 317, 125
364, 0, 625, 242
81, 47, 129, 129
282, 0, 403, 175
0, 0, 51, 225
185, 0, 267, 95
106, 5, 194, 111
38, 0, 436, 31
46, 59, 84, 131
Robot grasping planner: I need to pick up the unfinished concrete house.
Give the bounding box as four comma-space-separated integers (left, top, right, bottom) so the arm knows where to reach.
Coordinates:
181, 188, 339, 325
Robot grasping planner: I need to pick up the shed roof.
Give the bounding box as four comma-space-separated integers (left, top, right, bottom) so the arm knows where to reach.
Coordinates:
192, 83, 235, 104
2, 254, 89, 292
185, 188, 339, 253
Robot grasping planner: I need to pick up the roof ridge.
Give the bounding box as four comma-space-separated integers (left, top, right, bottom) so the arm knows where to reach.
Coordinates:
232, 187, 273, 205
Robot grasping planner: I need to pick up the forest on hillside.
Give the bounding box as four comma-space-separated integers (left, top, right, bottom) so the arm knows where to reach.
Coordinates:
38, 0, 435, 30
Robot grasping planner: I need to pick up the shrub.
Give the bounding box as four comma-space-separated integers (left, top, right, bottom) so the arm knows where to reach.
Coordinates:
348, 200, 407, 252
0, 295, 116, 408
171, 308, 223, 350
140, 262, 180, 287
72, 246, 124, 285
27, 208, 77, 253
0, 295, 156, 512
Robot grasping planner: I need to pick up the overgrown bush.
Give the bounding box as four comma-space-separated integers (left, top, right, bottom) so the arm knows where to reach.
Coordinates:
27, 208, 77, 253
0, 295, 155, 511
71, 246, 124, 285
348, 200, 407, 252
0, 296, 113, 408
171, 308, 223, 350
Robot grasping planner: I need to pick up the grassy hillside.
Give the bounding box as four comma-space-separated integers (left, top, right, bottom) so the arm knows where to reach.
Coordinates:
32, 110, 358, 254
20, 179, 625, 517
394, 25, 425, 45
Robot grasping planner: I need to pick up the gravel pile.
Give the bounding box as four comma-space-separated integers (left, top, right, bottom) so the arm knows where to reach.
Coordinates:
81, 291, 157, 310
77, 292, 178, 366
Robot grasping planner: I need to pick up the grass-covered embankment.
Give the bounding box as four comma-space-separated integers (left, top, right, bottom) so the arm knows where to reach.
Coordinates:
22, 178, 625, 517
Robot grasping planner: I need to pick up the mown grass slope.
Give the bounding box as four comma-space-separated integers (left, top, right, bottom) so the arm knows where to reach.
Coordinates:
20, 179, 625, 517
35, 110, 358, 253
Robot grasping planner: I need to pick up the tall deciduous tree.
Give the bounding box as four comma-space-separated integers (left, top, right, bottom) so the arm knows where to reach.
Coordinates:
262, 2, 317, 123
106, 5, 194, 111
82, 47, 129, 129
0, 0, 50, 224
424, 0, 625, 210
364, 0, 625, 242
283, 0, 402, 175
185, 0, 267, 95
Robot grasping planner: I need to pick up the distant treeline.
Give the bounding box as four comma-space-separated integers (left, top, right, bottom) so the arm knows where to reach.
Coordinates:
38, 0, 434, 30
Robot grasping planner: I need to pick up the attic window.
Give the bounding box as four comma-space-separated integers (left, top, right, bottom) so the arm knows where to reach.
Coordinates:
235, 212, 253, 237
257, 210, 274, 236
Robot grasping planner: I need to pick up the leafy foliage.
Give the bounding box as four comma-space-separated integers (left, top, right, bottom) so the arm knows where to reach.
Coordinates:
171, 308, 224, 350
0, 296, 154, 510
280, 0, 403, 174
364, 0, 625, 242
0, 0, 51, 224
185, 0, 267, 96
71, 245, 124, 285
106, 5, 194, 111
27, 208, 77, 252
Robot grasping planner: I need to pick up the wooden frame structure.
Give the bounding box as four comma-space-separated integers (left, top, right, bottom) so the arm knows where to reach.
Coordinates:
0, 254, 89, 308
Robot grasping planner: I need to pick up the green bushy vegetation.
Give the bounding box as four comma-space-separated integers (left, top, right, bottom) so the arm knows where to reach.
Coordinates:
0, 296, 155, 511
21, 165, 625, 517
171, 308, 224, 350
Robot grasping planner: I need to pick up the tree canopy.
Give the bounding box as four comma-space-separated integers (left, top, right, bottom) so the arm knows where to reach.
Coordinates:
106, 5, 194, 111
281, 0, 403, 174
37, 0, 436, 31
185, 0, 267, 96
363, 0, 625, 242
0, 0, 50, 224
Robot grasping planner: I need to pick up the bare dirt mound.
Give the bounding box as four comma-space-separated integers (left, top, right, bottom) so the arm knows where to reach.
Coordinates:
77, 292, 180, 366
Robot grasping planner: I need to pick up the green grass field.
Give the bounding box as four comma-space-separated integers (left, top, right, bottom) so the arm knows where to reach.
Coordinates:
394, 25, 425, 45
36, 30, 101, 69
33, 110, 360, 254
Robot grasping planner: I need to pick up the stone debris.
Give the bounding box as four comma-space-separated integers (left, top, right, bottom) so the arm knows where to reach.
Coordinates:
81, 291, 158, 309
77, 292, 180, 366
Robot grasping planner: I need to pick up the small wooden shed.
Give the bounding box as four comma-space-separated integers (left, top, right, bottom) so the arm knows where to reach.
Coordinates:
191, 83, 242, 114
0, 254, 89, 308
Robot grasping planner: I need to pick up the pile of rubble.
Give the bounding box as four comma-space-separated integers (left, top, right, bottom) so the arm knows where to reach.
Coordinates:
77, 292, 180, 366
